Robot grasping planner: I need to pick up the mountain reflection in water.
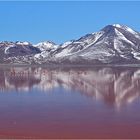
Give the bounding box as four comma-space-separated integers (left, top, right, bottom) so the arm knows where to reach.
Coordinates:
0, 66, 140, 139
0, 67, 140, 107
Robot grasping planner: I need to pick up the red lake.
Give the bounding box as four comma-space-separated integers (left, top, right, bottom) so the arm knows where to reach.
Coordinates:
0, 66, 140, 139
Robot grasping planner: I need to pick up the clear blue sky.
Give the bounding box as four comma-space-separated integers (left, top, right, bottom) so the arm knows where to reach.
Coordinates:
0, 1, 140, 44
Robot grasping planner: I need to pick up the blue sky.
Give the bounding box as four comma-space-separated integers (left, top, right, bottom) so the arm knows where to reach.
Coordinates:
0, 1, 140, 44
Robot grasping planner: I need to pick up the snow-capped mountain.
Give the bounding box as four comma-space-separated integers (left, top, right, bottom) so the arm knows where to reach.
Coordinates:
51, 24, 140, 64
1, 24, 140, 65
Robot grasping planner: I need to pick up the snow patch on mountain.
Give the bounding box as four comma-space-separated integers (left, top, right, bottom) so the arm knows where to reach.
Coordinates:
60, 41, 74, 48
16, 41, 30, 45
4, 45, 15, 54
35, 41, 58, 51
113, 24, 140, 39
115, 28, 134, 45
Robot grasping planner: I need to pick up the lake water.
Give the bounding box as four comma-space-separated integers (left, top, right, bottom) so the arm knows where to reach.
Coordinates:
0, 66, 140, 139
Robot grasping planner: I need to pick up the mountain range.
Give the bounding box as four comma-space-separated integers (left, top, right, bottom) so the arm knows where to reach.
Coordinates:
1, 24, 140, 65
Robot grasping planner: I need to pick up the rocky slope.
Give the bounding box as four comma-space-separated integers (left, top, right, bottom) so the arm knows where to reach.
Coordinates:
1, 24, 140, 65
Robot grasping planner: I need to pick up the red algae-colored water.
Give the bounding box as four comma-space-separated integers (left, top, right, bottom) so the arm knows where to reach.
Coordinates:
0, 66, 140, 139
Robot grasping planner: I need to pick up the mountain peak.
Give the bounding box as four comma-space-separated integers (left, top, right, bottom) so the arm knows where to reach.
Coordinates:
101, 25, 117, 37
101, 24, 126, 31
100, 24, 139, 38
112, 24, 139, 35
113, 24, 123, 28
102, 24, 130, 30
35, 41, 58, 52
16, 41, 31, 45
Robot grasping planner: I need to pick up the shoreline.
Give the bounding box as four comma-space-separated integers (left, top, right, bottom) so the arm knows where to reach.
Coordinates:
1, 63, 140, 68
